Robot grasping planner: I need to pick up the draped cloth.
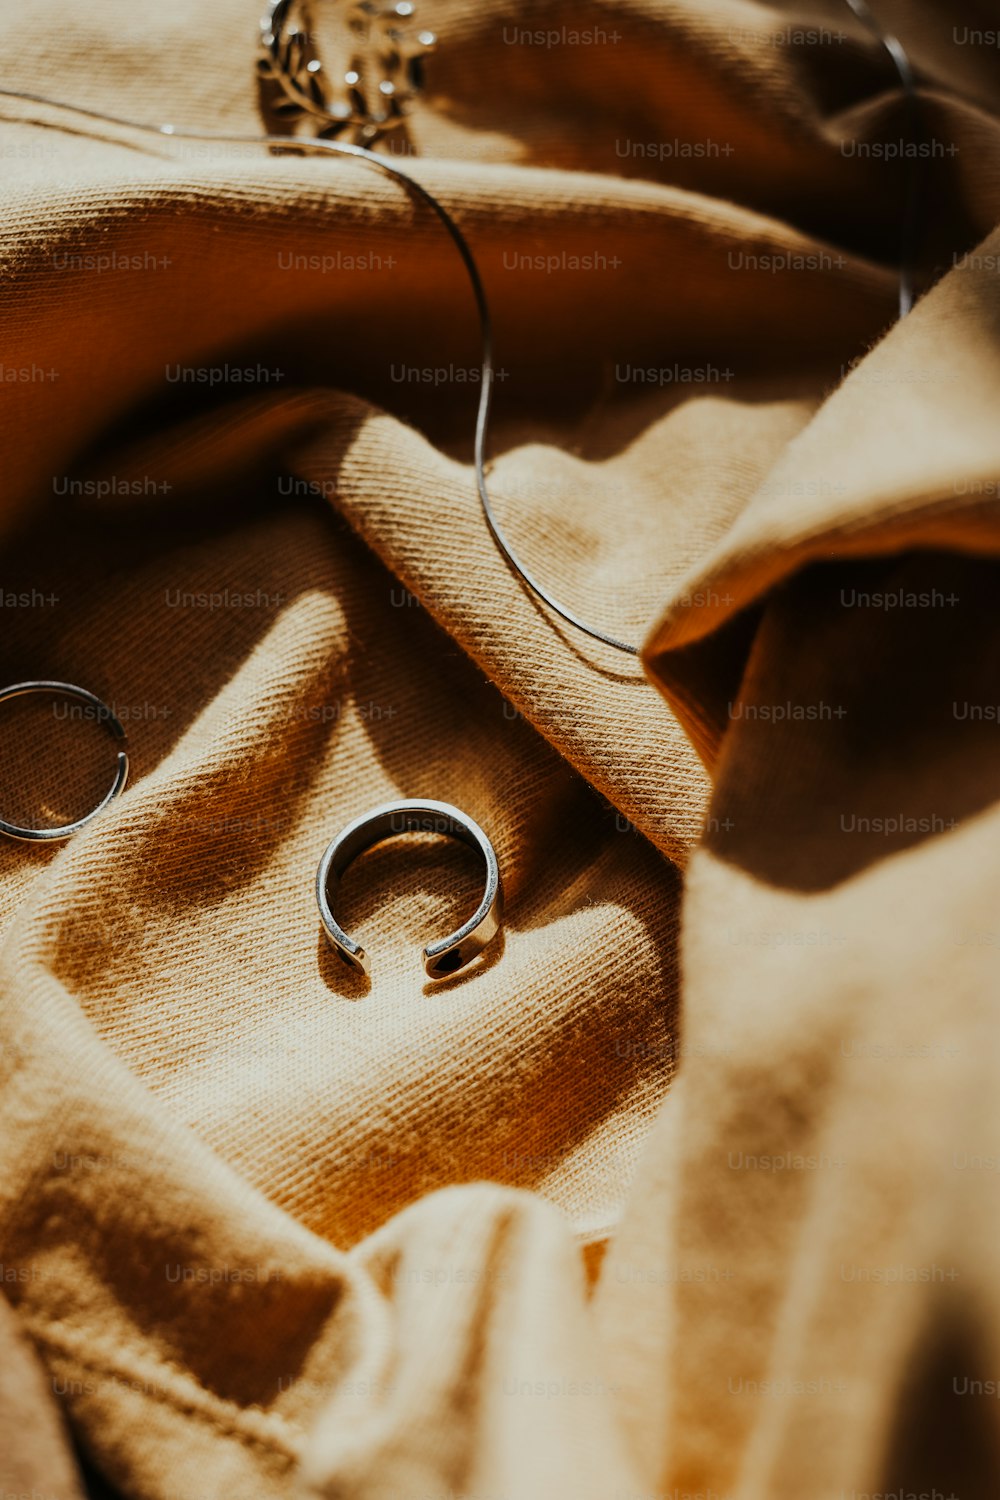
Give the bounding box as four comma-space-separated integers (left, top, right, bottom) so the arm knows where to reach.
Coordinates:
1, 1, 999, 1496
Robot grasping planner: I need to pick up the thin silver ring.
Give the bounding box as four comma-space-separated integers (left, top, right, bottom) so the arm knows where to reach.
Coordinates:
316, 798, 502, 979
0, 681, 129, 842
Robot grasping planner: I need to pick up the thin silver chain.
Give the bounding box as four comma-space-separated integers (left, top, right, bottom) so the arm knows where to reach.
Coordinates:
0, 0, 919, 658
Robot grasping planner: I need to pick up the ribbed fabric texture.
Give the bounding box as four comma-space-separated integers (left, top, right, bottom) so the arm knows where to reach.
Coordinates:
0, 1, 999, 1497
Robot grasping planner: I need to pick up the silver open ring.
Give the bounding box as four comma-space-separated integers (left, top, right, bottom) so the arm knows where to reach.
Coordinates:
316, 798, 502, 980
0, 681, 129, 842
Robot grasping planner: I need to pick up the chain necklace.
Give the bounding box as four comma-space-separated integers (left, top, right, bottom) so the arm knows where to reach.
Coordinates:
0, 0, 920, 658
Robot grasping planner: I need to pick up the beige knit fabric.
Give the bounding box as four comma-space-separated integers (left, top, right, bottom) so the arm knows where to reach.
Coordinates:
1, 0, 999, 1496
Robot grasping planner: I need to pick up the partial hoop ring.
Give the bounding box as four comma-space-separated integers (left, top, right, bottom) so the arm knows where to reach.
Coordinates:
0, 681, 129, 843
316, 798, 502, 980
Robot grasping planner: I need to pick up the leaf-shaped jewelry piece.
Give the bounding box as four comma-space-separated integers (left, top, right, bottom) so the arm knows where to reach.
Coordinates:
259, 0, 437, 144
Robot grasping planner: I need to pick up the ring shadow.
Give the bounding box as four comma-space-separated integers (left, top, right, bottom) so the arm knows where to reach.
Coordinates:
314, 837, 502, 1000
315, 922, 507, 1000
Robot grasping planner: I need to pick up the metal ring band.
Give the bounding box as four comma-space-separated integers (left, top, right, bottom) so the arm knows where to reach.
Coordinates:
0, 681, 129, 843
316, 798, 502, 980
